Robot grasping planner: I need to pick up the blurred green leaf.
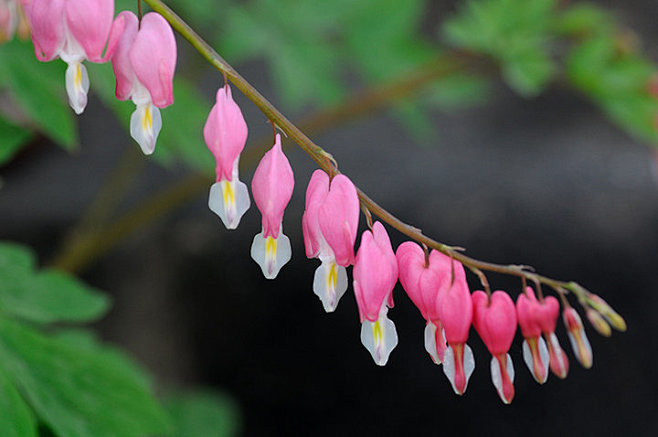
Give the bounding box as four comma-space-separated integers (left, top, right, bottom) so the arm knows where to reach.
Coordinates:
566, 31, 658, 144
0, 40, 77, 149
0, 243, 111, 324
555, 3, 614, 37
0, 242, 36, 272
0, 369, 38, 437
220, 0, 347, 108
166, 390, 241, 437
0, 116, 33, 166
443, 0, 558, 96
0, 318, 171, 437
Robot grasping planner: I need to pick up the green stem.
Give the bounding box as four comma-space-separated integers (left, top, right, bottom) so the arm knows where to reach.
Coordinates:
135, 0, 593, 303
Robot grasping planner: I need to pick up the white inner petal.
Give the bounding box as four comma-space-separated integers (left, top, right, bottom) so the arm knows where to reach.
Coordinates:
424, 322, 440, 364
130, 102, 161, 155
64, 61, 89, 115
312, 258, 348, 313
250, 227, 292, 279
360, 305, 398, 366
208, 178, 250, 230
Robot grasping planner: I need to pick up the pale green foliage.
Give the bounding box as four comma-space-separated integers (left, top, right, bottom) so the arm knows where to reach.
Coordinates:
0, 243, 171, 437
444, 0, 558, 96
166, 390, 242, 437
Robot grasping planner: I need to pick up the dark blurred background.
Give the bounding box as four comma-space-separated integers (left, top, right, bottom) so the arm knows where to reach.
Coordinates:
1, 0, 658, 436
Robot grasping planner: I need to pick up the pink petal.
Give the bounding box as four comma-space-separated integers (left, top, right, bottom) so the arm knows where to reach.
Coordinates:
318, 174, 359, 266
65, 0, 114, 62
352, 222, 398, 322
203, 85, 248, 181
251, 134, 294, 238
129, 12, 176, 108
110, 11, 138, 101
435, 261, 472, 345
302, 170, 329, 259
28, 0, 66, 61
472, 290, 517, 356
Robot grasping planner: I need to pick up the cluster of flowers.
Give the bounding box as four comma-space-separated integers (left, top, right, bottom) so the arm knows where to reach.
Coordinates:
203, 78, 622, 404
22, 0, 176, 155
21, 0, 624, 405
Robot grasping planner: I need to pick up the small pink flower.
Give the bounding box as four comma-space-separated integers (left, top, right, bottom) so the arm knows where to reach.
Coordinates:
204, 84, 250, 230
301, 170, 359, 312
516, 287, 550, 383
250, 134, 294, 279
27, 0, 120, 114
435, 259, 474, 395
353, 221, 398, 366
531, 295, 569, 379
111, 11, 176, 154
472, 290, 517, 404
396, 241, 449, 364
563, 307, 593, 369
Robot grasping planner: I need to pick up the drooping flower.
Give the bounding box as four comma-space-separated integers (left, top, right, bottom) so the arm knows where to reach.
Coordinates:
563, 307, 593, 369
396, 241, 449, 364
435, 258, 474, 395
472, 290, 517, 404
250, 133, 294, 279
111, 11, 176, 155
27, 0, 120, 114
534, 294, 569, 379
301, 170, 359, 312
516, 287, 550, 384
353, 221, 398, 366
204, 84, 250, 229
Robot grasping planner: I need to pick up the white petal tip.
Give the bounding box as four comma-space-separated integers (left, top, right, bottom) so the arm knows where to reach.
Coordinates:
313, 260, 348, 313
250, 230, 291, 279
360, 309, 397, 366
130, 103, 162, 155
208, 179, 251, 230
65, 62, 89, 115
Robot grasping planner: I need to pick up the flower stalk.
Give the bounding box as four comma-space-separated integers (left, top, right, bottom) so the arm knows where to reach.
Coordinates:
142, 0, 618, 315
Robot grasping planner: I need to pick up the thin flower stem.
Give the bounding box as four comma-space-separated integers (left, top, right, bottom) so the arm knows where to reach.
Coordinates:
141, 0, 595, 304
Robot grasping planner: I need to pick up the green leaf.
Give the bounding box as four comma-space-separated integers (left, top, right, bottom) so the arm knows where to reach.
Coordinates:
0, 318, 171, 437
0, 369, 38, 437
0, 243, 111, 324
443, 0, 558, 96
0, 242, 37, 272
166, 390, 241, 437
555, 3, 614, 37
0, 39, 77, 149
0, 116, 33, 166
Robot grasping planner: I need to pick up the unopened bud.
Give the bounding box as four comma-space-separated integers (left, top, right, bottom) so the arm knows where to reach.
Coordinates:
586, 308, 611, 337
588, 295, 627, 332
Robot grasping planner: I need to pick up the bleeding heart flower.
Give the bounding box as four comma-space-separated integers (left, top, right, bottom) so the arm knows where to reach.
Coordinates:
27, 0, 121, 114
353, 221, 398, 366
396, 241, 450, 364
205, 84, 250, 230
250, 133, 294, 279
302, 170, 359, 312
435, 259, 474, 395
563, 307, 593, 369
472, 290, 517, 404
516, 287, 550, 384
111, 11, 176, 154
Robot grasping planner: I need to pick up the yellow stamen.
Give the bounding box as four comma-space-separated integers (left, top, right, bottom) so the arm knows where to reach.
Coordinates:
373, 320, 383, 345
326, 262, 338, 291
265, 236, 277, 259
142, 105, 152, 131
74, 63, 82, 88
222, 180, 235, 208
